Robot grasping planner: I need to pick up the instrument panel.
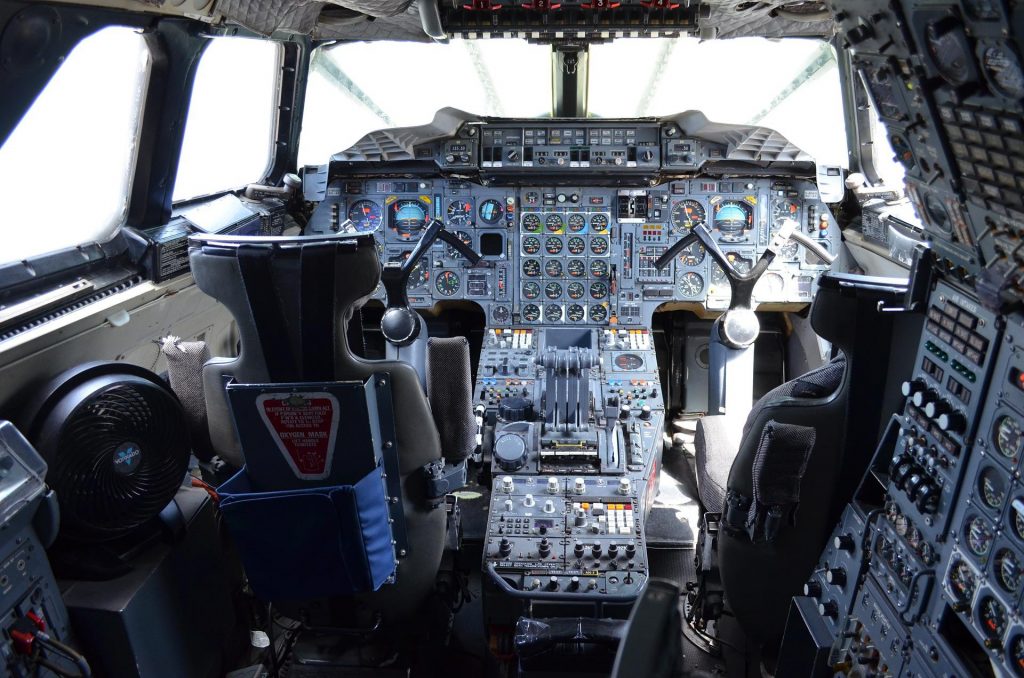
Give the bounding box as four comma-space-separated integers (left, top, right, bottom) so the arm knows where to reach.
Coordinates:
307, 177, 839, 326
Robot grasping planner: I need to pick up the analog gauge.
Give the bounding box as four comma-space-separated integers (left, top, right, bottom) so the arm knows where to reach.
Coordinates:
978, 466, 1008, 511
891, 133, 916, 170
567, 237, 587, 255
544, 304, 563, 322
567, 282, 586, 300
678, 272, 705, 297
590, 281, 608, 299
522, 304, 541, 322
390, 252, 429, 291
522, 281, 541, 300
479, 199, 504, 224
866, 65, 905, 121
771, 198, 800, 226
445, 231, 472, 259
948, 559, 977, 604
678, 243, 705, 267
491, 305, 511, 323
779, 241, 800, 259
965, 516, 995, 558
390, 198, 429, 235
446, 200, 473, 227
978, 596, 1008, 641
995, 414, 1024, 460
755, 272, 786, 300
893, 513, 909, 536
925, 18, 972, 86
545, 237, 564, 255
670, 199, 706, 234
615, 354, 644, 371
545, 214, 565, 233
435, 270, 460, 296
995, 548, 1023, 594
590, 213, 609, 233
567, 304, 585, 322
924, 194, 952, 235
545, 282, 563, 300
522, 259, 541, 277
713, 200, 754, 242
522, 236, 541, 255
567, 259, 586, 277
589, 304, 608, 322
347, 200, 383, 232
545, 260, 563, 278
710, 254, 753, 286
590, 260, 609, 279
906, 525, 922, 550
522, 213, 542, 232
1010, 635, 1024, 677
983, 42, 1024, 100
590, 236, 609, 255
567, 214, 587, 232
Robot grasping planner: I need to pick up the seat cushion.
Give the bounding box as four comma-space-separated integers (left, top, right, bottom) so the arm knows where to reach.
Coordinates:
695, 415, 741, 513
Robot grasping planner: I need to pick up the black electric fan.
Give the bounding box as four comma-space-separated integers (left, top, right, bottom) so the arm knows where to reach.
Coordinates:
22, 362, 192, 545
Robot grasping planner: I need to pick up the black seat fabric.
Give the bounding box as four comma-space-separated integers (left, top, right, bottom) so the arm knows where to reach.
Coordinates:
189, 233, 446, 623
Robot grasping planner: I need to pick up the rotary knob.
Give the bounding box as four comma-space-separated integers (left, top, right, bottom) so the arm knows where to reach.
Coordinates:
803, 581, 822, 598
901, 379, 925, 398
495, 435, 527, 472
499, 397, 534, 422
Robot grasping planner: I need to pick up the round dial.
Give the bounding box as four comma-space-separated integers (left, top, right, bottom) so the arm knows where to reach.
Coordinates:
545, 282, 563, 299
965, 516, 995, 557
995, 415, 1023, 460
948, 559, 977, 603
615, 354, 644, 370
522, 304, 541, 322
995, 548, 1023, 594
545, 237, 564, 255
545, 214, 565, 233
347, 200, 383, 232
1014, 504, 1024, 542
567, 236, 587, 255
983, 42, 1024, 99
522, 236, 541, 255
446, 200, 473, 227
978, 595, 1008, 641
589, 304, 608, 322
590, 281, 608, 299
567, 259, 586, 277
772, 197, 799, 226
545, 260, 563, 278
544, 304, 563, 322
711, 254, 753, 285
590, 260, 609, 278
479, 198, 504, 224
390, 252, 429, 292
678, 243, 705, 267
670, 199, 706, 234
522, 213, 542, 232
979, 466, 1008, 510
435, 270, 460, 296
522, 259, 541, 277
590, 236, 609, 255
924, 194, 952, 235
678, 272, 705, 297
491, 305, 511, 323
567, 214, 587, 232
590, 214, 609, 233
522, 281, 541, 300
567, 304, 585, 322
713, 200, 754, 241
1008, 635, 1024, 677
445, 231, 472, 259
390, 198, 429, 235
755, 272, 786, 300
567, 282, 586, 300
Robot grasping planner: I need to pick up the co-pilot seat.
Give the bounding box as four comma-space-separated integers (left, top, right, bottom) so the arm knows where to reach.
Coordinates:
189, 232, 469, 625
693, 273, 909, 655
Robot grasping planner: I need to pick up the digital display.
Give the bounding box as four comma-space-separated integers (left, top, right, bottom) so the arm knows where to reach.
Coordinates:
449, 143, 468, 152
479, 232, 505, 257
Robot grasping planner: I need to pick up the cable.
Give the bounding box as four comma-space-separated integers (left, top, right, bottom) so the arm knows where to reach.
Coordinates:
33, 633, 92, 678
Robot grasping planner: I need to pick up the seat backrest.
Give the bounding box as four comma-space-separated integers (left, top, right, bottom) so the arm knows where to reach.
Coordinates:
718, 273, 909, 654
188, 233, 445, 622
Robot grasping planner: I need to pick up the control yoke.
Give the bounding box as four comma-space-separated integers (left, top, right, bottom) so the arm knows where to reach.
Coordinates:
380, 219, 483, 346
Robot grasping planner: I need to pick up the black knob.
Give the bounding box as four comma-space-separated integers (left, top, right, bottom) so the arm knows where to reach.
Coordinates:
506, 149, 520, 162
912, 388, 937, 409
924, 398, 950, 420
834, 534, 856, 552
574, 541, 585, 558
803, 581, 822, 598
494, 434, 528, 472
539, 538, 551, 557
592, 543, 603, 558
608, 543, 619, 558
641, 150, 655, 162
619, 404, 631, 420
825, 568, 847, 587
818, 600, 839, 618
625, 542, 636, 559
640, 405, 652, 420
568, 576, 580, 591
547, 576, 559, 591
905, 472, 926, 499
499, 538, 512, 557
937, 409, 966, 434
901, 379, 925, 398
915, 481, 939, 514
499, 396, 534, 422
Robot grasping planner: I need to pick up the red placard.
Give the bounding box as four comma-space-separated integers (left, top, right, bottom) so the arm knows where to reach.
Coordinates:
257, 392, 340, 479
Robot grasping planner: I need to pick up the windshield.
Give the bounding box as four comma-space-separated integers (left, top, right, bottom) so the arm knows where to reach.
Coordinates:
299, 36, 846, 167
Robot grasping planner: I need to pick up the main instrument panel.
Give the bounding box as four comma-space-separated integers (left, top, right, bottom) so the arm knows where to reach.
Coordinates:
308, 178, 839, 326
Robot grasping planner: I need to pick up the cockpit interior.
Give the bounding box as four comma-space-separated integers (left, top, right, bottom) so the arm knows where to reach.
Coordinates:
0, 1, 1022, 676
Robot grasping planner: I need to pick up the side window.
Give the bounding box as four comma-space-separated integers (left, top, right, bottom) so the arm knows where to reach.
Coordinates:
172, 38, 281, 202
0, 27, 151, 265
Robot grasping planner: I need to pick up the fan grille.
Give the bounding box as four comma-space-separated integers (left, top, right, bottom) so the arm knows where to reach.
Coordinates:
52, 379, 190, 541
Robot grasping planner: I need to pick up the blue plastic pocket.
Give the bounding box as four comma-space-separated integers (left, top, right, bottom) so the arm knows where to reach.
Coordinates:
218, 464, 397, 600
